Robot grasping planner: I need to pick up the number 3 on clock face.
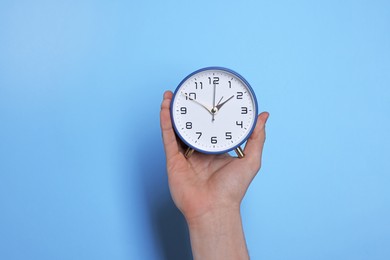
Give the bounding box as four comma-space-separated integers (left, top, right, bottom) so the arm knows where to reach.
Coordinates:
170, 67, 258, 155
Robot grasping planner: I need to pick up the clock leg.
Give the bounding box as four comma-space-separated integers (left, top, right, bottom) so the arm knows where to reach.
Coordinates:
184, 147, 195, 159
234, 146, 245, 158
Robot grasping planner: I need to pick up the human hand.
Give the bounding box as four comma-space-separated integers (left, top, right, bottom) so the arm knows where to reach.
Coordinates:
160, 90, 269, 222
160, 90, 269, 259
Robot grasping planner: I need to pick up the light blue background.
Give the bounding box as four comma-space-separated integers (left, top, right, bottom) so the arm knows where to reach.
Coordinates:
1, 1, 389, 259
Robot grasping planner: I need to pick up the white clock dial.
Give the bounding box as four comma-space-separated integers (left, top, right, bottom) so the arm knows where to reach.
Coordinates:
171, 67, 258, 154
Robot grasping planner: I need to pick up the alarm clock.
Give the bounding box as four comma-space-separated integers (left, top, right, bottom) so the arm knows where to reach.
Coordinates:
170, 67, 258, 158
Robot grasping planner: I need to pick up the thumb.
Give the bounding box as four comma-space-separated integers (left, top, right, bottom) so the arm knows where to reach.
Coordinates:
242, 112, 269, 172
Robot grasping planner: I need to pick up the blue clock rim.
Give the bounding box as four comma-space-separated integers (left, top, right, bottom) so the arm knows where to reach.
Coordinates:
170, 66, 259, 155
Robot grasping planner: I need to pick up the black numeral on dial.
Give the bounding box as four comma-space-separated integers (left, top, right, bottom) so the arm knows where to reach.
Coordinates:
195, 82, 203, 89
213, 77, 219, 85
237, 92, 243, 99
211, 136, 217, 144
185, 92, 196, 100
186, 122, 192, 129
236, 121, 243, 128
241, 107, 248, 114
196, 132, 202, 139
208, 77, 219, 85
180, 107, 187, 114
225, 132, 232, 140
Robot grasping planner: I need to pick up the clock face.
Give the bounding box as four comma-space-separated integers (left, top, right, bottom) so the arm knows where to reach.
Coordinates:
171, 67, 258, 154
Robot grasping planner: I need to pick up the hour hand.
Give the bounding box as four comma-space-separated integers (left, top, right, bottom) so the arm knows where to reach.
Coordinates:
181, 92, 213, 114
215, 95, 235, 110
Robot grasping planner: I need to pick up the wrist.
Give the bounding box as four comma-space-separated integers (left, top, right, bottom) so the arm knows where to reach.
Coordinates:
186, 205, 241, 229
186, 206, 249, 260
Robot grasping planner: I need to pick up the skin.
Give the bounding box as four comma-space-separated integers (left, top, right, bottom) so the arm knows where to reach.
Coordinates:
160, 90, 269, 259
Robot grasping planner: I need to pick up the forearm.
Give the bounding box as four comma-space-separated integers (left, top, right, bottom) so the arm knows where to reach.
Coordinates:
187, 207, 249, 260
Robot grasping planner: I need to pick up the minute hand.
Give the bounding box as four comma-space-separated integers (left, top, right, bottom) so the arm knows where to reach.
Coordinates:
216, 95, 235, 110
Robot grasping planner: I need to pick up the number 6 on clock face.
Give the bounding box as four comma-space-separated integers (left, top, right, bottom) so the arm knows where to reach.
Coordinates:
170, 67, 258, 157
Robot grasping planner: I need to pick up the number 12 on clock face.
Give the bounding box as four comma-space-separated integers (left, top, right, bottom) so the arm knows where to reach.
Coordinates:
171, 67, 258, 158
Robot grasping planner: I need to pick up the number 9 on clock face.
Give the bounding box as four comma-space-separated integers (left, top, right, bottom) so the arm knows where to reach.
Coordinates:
170, 67, 258, 155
